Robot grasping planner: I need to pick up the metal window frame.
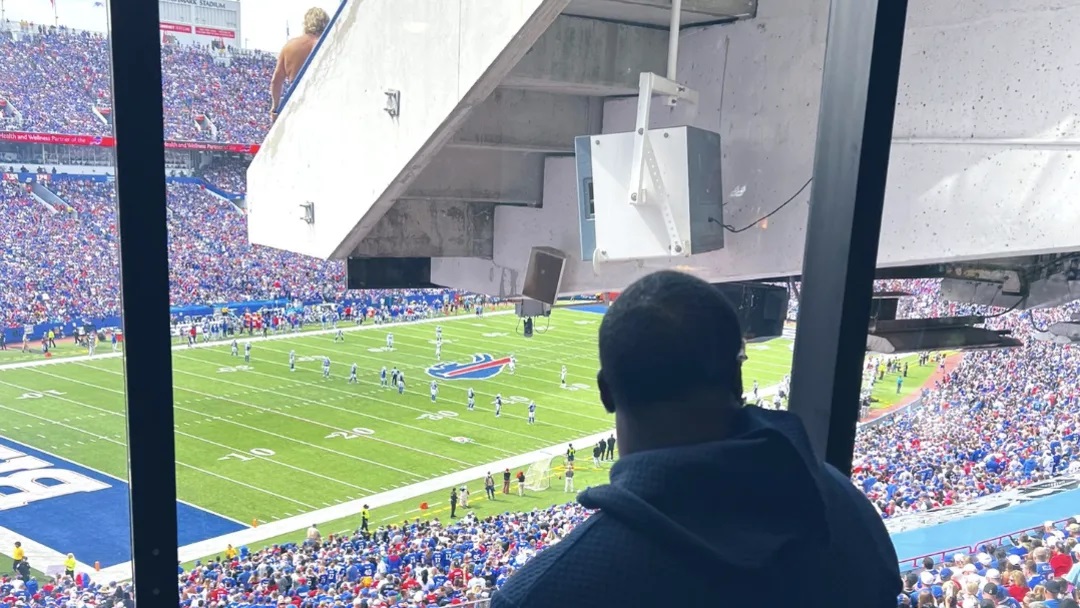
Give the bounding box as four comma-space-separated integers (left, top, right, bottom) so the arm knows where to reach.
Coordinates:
787, 0, 910, 475
107, 0, 180, 602
99, 0, 909, 593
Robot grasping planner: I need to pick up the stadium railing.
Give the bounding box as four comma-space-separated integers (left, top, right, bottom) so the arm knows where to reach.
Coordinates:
899, 515, 1074, 570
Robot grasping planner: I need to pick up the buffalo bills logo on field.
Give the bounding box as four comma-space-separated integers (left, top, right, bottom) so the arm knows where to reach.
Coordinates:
427, 354, 511, 380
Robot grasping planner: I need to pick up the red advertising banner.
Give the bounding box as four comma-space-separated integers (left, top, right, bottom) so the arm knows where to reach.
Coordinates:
194, 26, 236, 39
0, 131, 259, 154
165, 141, 259, 153
160, 21, 193, 33
0, 132, 114, 146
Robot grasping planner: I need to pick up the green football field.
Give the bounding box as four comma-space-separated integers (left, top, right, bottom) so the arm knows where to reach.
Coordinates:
0, 307, 794, 558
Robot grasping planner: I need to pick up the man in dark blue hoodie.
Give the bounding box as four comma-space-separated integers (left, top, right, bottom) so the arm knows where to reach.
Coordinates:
491, 270, 900, 607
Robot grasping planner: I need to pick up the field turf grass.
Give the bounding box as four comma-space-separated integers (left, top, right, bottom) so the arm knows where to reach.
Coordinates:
868, 354, 943, 410
0, 309, 790, 521
0, 306, 800, 567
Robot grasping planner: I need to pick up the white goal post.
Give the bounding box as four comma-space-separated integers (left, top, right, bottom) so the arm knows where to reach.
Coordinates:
524, 455, 556, 491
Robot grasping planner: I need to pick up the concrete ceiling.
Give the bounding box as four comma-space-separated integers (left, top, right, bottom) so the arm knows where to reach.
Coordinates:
564, 0, 756, 27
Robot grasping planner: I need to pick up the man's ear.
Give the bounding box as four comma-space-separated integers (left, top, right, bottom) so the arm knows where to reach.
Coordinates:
597, 370, 615, 414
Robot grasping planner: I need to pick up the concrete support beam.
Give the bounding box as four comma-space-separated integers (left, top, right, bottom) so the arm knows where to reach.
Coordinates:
246, 0, 572, 260
503, 15, 668, 96
446, 89, 603, 154
350, 200, 495, 259
404, 148, 545, 206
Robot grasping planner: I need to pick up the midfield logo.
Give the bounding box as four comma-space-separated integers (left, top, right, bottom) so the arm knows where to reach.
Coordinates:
427, 354, 510, 380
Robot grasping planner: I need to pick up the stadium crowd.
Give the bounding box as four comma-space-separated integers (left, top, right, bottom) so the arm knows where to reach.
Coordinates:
0, 26, 111, 136
894, 518, 1080, 607
0, 25, 275, 143
7, 511, 1080, 607
0, 172, 411, 329
198, 159, 249, 195
6, 23, 1080, 606
2, 504, 597, 608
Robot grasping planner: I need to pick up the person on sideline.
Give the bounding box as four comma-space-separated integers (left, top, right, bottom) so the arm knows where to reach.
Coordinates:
491, 270, 900, 608
11, 541, 23, 573
64, 553, 76, 578
270, 7, 330, 122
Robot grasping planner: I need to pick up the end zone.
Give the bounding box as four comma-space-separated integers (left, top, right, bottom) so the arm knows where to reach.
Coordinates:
0, 435, 243, 577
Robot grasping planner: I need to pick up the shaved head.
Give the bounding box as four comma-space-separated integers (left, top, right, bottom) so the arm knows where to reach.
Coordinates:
597, 270, 744, 412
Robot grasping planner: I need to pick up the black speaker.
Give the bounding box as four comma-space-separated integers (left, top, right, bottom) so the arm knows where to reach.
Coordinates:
523, 318, 534, 338
870, 296, 900, 321
346, 257, 437, 290
712, 282, 789, 340
522, 247, 567, 306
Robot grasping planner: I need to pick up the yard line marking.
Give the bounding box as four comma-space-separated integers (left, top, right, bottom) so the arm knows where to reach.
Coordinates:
0, 371, 379, 494
187, 350, 547, 449
98, 426, 617, 582
173, 366, 482, 467
167, 355, 498, 463
177, 431, 375, 494
271, 337, 610, 423
31, 365, 429, 480
0, 400, 316, 510
303, 327, 604, 391
251, 341, 601, 433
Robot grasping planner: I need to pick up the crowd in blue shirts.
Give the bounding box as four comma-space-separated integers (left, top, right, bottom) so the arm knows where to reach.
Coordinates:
172, 506, 591, 608
850, 288, 1080, 519
0, 506, 591, 608
901, 518, 1080, 607
0, 172, 459, 330
0, 25, 111, 136
0, 24, 275, 143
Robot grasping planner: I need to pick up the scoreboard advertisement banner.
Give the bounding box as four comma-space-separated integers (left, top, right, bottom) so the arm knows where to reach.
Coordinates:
159, 0, 240, 47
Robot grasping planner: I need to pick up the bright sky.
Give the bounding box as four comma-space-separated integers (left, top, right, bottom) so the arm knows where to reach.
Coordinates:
2, 0, 342, 52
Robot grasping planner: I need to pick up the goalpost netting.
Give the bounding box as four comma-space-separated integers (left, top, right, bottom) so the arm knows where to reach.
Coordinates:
524, 455, 559, 491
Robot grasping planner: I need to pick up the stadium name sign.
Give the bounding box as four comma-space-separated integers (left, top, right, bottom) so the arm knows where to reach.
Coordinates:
172, 0, 231, 8
0, 445, 109, 511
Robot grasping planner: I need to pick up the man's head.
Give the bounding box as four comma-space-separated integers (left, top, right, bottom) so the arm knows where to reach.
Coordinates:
304, 7, 330, 36
597, 271, 744, 452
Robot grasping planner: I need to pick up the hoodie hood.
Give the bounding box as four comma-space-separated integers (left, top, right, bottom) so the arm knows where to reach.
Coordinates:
578, 407, 830, 571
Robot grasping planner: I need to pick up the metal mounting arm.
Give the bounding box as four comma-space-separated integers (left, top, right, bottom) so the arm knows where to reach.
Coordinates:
627, 72, 698, 255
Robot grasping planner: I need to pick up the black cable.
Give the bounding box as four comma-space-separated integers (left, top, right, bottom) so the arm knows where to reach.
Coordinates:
1028, 312, 1049, 333
982, 297, 1026, 319
708, 177, 813, 234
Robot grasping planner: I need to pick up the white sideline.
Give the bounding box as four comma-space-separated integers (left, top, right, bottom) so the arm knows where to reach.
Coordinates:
96, 429, 613, 582
0, 308, 515, 372
98, 379, 781, 582
3, 309, 785, 584
0, 307, 518, 578
0, 524, 95, 577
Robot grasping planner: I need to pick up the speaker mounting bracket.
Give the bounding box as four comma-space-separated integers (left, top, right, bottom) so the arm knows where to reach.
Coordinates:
628, 73, 698, 256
